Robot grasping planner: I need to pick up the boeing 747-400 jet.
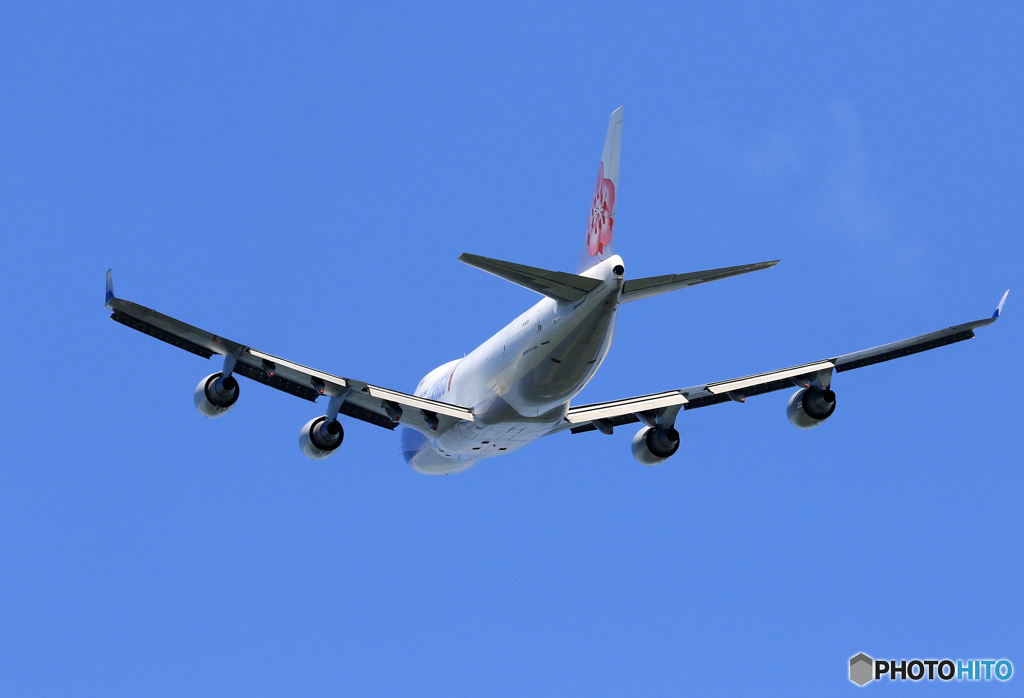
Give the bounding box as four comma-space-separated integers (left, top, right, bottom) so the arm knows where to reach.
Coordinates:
105, 107, 1008, 474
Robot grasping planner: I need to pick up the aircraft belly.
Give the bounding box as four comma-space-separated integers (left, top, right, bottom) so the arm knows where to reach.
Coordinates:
434, 418, 561, 458
517, 306, 616, 405
400, 426, 478, 475
502, 294, 618, 415
420, 277, 621, 446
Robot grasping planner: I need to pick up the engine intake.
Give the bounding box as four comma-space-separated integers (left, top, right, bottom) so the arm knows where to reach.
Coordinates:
631, 425, 680, 466
299, 416, 345, 460
786, 386, 837, 429
194, 372, 240, 418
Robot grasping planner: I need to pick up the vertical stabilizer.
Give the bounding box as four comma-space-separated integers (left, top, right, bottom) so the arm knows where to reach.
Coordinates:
577, 106, 623, 273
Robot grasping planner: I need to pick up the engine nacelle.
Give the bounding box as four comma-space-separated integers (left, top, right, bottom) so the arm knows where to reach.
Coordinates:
299, 416, 345, 460
194, 372, 239, 418
631, 425, 680, 466
786, 386, 837, 429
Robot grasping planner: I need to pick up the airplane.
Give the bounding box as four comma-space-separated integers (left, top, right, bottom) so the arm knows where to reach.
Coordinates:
105, 107, 1009, 475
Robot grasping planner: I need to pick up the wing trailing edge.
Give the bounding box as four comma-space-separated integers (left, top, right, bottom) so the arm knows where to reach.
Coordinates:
560, 292, 1006, 435
105, 272, 474, 431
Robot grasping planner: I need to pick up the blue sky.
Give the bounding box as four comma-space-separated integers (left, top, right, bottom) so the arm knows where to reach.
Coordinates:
1, 2, 1021, 695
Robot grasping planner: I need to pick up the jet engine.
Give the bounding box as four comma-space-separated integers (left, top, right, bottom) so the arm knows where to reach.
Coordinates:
631, 425, 680, 466
194, 372, 239, 418
786, 386, 836, 429
299, 416, 345, 460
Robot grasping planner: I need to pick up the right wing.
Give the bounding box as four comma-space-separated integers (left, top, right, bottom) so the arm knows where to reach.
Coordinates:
620, 260, 779, 303
105, 272, 473, 433
561, 291, 1008, 434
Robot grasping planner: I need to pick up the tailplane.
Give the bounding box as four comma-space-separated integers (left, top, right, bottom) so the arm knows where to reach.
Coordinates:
619, 260, 780, 303
459, 253, 601, 304
577, 107, 623, 274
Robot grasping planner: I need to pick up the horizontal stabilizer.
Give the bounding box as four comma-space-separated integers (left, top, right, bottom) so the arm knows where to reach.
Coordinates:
621, 260, 779, 303
459, 253, 601, 304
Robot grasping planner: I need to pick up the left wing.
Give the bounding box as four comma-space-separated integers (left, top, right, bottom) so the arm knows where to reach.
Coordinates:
560, 292, 1008, 434
105, 271, 473, 433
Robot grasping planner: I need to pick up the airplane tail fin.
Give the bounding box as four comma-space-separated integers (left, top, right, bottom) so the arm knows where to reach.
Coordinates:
577, 107, 623, 274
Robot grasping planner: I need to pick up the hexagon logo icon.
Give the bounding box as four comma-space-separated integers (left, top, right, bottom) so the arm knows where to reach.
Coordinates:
850, 653, 873, 686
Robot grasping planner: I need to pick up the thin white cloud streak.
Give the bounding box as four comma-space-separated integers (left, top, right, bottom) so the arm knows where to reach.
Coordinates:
822, 100, 892, 249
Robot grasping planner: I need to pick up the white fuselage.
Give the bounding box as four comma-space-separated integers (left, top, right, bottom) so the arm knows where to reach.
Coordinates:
401, 256, 624, 474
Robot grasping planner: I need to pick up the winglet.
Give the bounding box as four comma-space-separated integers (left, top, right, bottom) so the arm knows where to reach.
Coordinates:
105, 269, 115, 309
993, 289, 1009, 319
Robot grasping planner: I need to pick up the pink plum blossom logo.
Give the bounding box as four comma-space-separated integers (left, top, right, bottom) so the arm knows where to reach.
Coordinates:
587, 161, 615, 256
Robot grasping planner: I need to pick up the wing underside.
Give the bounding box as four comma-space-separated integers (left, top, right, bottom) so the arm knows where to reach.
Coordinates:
561, 306, 1003, 435
107, 293, 473, 433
